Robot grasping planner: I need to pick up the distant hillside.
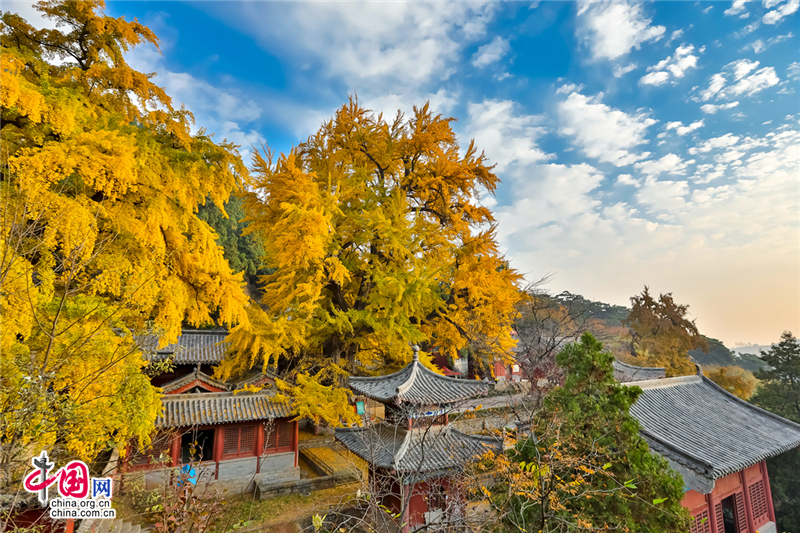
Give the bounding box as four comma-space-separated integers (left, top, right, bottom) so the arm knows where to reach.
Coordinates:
688, 336, 766, 372
731, 344, 768, 356
543, 292, 767, 372
552, 291, 630, 326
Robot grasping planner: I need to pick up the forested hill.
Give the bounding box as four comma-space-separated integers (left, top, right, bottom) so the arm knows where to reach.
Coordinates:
548, 292, 766, 372
688, 337, 766, 372
552, 291, 630, 326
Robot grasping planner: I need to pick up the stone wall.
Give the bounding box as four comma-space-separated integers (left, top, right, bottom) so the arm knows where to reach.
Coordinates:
122, 453, 298, 495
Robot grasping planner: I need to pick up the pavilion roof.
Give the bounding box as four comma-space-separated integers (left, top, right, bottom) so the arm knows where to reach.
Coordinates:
156, 391, 292, 428
613, 360, 666, 383
348, 348, 489, 406
161, 369, 231, 393
335, 423, 500, 474
138, 330, 229, 365
628, 367, 800, 493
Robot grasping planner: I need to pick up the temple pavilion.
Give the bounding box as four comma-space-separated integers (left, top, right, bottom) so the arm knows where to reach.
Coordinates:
124, 330, 299, 493
625, 365, 800, 533
336, 346, 502, 532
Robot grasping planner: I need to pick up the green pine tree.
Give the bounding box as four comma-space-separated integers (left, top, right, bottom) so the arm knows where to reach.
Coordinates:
499, 332, 689, 532
751, 331, 800, 533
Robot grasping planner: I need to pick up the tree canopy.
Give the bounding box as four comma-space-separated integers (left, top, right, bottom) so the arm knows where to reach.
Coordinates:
1, 0, 249, 463
219, 99, 523, 423
750, 331, 800, 532
489, 332, 688, 532
623, 286, 707, 376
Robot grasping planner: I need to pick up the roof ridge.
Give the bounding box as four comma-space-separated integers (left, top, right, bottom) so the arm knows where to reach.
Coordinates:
161, 390, 284, 400
629, 374, 701, 390
613, 359, 666, 372
392, 426, 414, 468
396, 360, 420, 397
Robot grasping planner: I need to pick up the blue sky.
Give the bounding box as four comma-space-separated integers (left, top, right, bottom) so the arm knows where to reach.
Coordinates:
11, 0, 799, 347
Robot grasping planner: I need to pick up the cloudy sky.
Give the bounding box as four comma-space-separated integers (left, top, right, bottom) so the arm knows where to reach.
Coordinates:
10, 0, 799, 347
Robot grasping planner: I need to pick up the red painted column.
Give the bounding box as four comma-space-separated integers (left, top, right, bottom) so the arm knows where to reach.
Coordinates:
294, 420, 299, 468
760, 460, 776, 522
740, 470, 756, 533
256, 424, 264, 474
214, 428, 223, 480
170, 432, 181, 466
707, 491, 719, 533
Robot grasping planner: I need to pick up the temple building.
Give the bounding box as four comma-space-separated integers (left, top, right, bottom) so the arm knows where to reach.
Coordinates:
336, 347, 502, 532
626, 366, 800, 533
123, 330, 299, 493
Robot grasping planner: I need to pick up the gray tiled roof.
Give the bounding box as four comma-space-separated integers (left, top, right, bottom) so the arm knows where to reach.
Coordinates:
335, 423, 501, 474
156, 392, 292, 427
628, 369, 800, 493
613, 360, 666, 383
161, 370, 231, 393
235, 370, 279, 390
138, 330, 229, 365
348, 350, 489, 405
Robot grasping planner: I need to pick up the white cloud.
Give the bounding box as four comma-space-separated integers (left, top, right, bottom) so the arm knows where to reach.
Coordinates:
494, 163, 606, 242
576, 1, 665, 61
616, 173, 642, 187
746, 32, 794, 53
640, 44, 699, 86
556, 83, 584, 95
788, 62, 800, 80
732, 59, 760, 79
730, 66, 780, 95
763, 0, 800, 24
733, 21, 760, 38
700, 101, 740, 114
634, 153, 692, 177
472, 36, 511, 68
667, 29, 685, 43
613, 63, 638, 77
465, 99, 552, 173
557, 90, 656, 167
692, 133, 741, 154
640, 71, 670, 86
690, 163, 728, 184
363, 88, 460, 119
666, 120, 705, 136
699, 73, 729, 101
698, 59, 781, 102
200, 2, 494, 92
726, 0, 753, 16
635, 177, 689, 211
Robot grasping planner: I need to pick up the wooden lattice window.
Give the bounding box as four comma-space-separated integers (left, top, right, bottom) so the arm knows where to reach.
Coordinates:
222, 425, 257, 458
264, 420, 293, 453
129, 433, 172, 468
734, 492, 749, 533
689, 510, 710, 533
714, 503, 725, 533
749, 480, 769, 526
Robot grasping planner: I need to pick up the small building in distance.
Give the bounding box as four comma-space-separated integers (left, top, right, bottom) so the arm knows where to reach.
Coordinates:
336, 346, 501, 532
626, 366, 800, 533
124, 330, 299, 493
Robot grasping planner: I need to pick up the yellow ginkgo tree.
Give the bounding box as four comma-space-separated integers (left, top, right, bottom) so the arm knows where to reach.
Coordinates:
220, 99, 523, 424
0, 0, 249, 469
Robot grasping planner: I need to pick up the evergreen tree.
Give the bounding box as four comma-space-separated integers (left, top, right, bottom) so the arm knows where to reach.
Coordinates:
751, 331, 800, 532
493, 333, 689, 532
197, 194, 268, 290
